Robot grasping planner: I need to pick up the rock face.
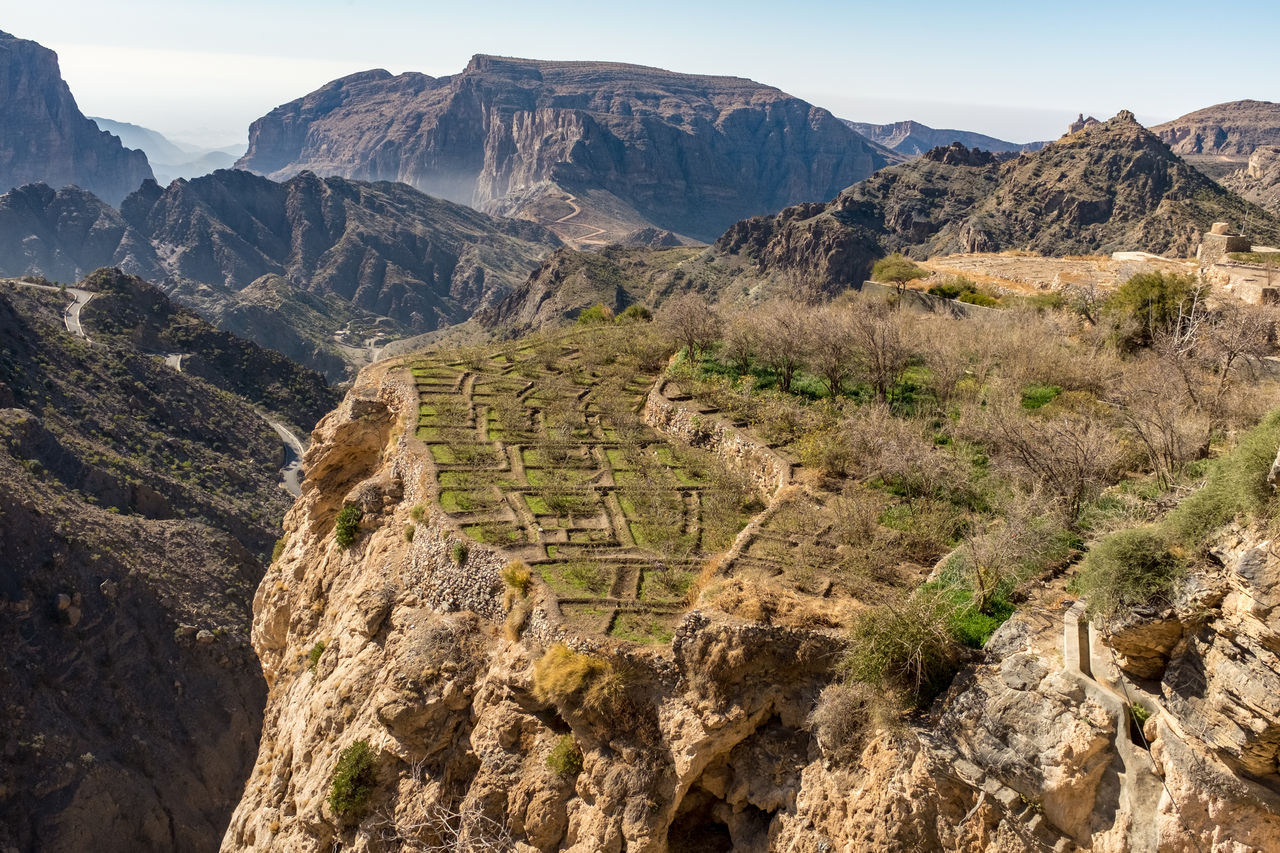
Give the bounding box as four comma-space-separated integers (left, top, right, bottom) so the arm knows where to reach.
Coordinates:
0, 31, 153, 205
1153, 99, 1280, 158
844, 119, 1045, 157
236, 55, 896, 243
0, 171, 560, 377
0, 279, 309, 852
715, 112, 1280, 293
218, 354, 1280, 852
1222, 146, 1280, 217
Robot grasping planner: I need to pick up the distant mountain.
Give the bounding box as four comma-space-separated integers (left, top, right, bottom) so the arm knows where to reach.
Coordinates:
236, 54, 898, 244
714, 112, 1280, 293
843, 119, 1045, 156
90, 117, 245, 184
1152, 100, 1280, 178
0, 31, 153, 204
0, 171, 561, 378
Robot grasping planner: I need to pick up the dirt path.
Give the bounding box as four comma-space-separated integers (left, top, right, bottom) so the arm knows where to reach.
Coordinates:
551, 193, 610, 245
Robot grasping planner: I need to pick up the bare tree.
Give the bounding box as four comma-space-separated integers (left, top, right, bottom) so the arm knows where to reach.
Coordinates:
753, 299, 809, 394
657, 293, 721, 359
806, 304, 859, 397
848, 297, 913, 403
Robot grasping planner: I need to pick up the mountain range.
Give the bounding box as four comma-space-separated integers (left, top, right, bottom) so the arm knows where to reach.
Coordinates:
89, 118, 245, 185
234, 54, 898, 245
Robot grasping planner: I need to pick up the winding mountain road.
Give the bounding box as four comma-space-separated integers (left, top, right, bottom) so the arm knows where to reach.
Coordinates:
5, 278, 304, 497
552, 193, 610, 245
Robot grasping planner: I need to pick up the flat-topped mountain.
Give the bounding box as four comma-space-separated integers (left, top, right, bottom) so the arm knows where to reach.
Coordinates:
236, 54, 897, 244
0, 31, 153, 204
844, 118, 1044, 156
0, 171, 561, 377
716, 111, 1280, 292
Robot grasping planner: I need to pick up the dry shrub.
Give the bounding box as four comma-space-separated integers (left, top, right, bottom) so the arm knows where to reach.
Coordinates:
809, 682, 900, 760
532, 644, 625, 714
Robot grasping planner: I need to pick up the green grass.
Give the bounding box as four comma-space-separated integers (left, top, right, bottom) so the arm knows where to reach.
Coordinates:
610, 612, 675, 644
525, 495, 552, 515
1021, 383, 1063, 410
429, 444, 458, 464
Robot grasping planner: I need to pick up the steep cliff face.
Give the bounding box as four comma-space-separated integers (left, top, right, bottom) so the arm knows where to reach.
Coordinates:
221, 355, 1280, 852
237, 55, 895, 243
0, 32, 153, 205
1222, 146, 1280, 217
1153, 100, 1280, 158
714, 112, 1280, 293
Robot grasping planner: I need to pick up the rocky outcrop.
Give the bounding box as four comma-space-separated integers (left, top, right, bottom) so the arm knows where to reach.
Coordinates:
236, 55, 896, 243
0, 31, 153, 205
1222, 146, 1280, 217
844, 119, 1044, 157
714, 112, 1280, 293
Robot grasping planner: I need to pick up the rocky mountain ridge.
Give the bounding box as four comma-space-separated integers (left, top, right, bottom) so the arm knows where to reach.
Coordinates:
1221, 145, 1280, 218
713, 111, 1280, 294
0, 171, 561, 378
844, 118, 1045, 156
0, 31, 153, 204
1152, 99, 1280, 179
236, 54, 897, 244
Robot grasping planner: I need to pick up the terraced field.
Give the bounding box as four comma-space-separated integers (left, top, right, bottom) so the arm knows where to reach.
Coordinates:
410, 328, 762, 642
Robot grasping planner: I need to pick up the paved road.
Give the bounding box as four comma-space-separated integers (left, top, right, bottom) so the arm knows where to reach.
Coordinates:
6, 279, 95, 339
158, 350, 305, 497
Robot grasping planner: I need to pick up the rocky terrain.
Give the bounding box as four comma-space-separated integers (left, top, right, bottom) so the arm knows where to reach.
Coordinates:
0, 31, 153, 204
844, 119, 1044, 156
0, 271, 332, 852
235, 55, 896, 244
1153, 99, 1280, 178
1222, 146, 1280, 218
0, 171, 561, 378
714, 112, 1280, 294
216, 333, 1280, 852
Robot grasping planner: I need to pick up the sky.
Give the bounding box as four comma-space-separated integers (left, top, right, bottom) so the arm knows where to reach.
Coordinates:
6, 0, 1279, 149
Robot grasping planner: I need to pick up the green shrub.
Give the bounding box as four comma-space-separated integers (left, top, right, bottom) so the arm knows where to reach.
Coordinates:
308, 641, 326, 673
1020, 383, 1062, 410
271, 536, 287, 562
1131, 703, 1151, 727
334, 505, 363, 549
843, 595, 961, 708
1104, 272, 1204, 349
546, 734, 583, 777
618, 303, 653, 323
409, 504, 426, 522
1164, 409, 1280, 547
450, 541, 468, 565
403, 524, 415, 542
576, 303, 614, 325
328, 740, 376, 819
1072, 526, 1183, 617
871, 253, 929, 287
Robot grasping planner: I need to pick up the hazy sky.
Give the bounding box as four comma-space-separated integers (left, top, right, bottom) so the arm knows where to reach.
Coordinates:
7, 0, 1279, 148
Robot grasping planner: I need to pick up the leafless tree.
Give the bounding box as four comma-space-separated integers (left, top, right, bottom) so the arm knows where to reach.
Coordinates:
806, 304, 859, 397
848, 297, 913, 403
752, 299, 809, 394
657, 292, 721, 359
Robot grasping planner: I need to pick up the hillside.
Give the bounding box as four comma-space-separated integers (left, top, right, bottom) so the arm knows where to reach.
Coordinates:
90, 117, 243, 184
1221, 145, 1280, 218
715, 111, 1280, 293
0, 276, 308, 852
236, 55, 897, 244
0, 172, 562, 378
844, 118, 1044, 156
0, 32, 152, 204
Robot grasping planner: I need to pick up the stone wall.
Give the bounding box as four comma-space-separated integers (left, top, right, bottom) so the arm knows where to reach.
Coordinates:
1198, 230, 1253, 267
642, 378, 792, 500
